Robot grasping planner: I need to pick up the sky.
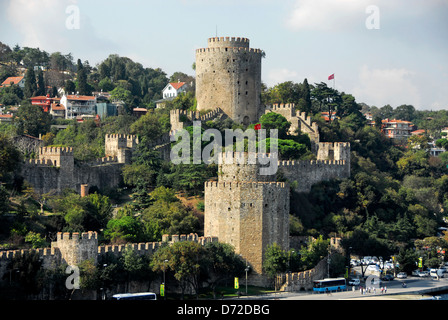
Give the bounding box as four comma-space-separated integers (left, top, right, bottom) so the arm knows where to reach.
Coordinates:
1, 0, 447, 110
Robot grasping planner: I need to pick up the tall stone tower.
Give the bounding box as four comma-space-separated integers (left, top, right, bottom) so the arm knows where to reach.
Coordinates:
195, 37, 263, 125
204, 152, 289, 285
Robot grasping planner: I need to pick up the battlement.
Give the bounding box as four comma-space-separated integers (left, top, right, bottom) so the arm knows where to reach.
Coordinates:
162, 233, 218, 245
0, 247, 57, 260
218, 151, 277, 165
207, 36, 250, 48
205, 181, 287, 189
105, 134, 138, 148
27, 158, 54, 166
84, 156, 119, 166
169, 109, 200, 120
40, 146, 73, 156
196, 47, 263, 55
200, 107, 223, 121
270, 103, 295, 111
55, 231, 98, 241
278, 159, 347, 168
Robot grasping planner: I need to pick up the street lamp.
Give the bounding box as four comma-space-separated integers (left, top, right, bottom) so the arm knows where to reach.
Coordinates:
162, 259, 168, 300
245, 265, 250, 295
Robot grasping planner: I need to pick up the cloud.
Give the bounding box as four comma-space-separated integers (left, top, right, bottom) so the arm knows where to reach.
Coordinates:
5, 0, 118, 62
284, 0, 448, 32
351, 65, 421, 108
285, 0, 367, 32
266, 68, 299, 86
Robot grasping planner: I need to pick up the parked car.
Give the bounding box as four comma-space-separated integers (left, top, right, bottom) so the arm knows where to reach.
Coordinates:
397, 272, 407, 279
412, 270, 420, 276
367, 265, 381, 272
419, 271, 429, 277
382, 274, 394, 281
349, 278, 360, 286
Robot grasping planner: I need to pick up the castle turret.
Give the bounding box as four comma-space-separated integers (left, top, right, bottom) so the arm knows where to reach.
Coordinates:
195, 37, 263, 125
51, 232, 98, 266
204, 152, 289, 285
105, 134, 138, 164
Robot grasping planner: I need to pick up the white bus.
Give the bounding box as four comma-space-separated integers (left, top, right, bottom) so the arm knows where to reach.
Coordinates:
112, 292, 157, 300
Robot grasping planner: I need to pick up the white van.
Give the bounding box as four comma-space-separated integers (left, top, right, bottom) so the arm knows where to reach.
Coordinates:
430, 269, 444, 278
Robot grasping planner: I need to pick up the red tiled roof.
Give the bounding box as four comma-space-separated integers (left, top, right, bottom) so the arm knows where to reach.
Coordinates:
66, 95, 96, 101
170, 82, 186, 90
0, 114, 13, 118
1, 76, 24, 86
51, 103, 66, 111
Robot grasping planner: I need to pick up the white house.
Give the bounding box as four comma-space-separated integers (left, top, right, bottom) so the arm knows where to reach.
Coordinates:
162, 81, 187, 99
60, 94, 96, 119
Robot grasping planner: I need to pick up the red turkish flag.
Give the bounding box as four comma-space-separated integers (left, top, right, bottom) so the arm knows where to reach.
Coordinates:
328, 74, 335, 80
254, 123, 261, 130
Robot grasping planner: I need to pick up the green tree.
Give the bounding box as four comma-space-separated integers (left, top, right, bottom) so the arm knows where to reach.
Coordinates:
203, 242, 245, 298
151, 241, 206, 299
24, 231, 47, 248
259, 112, 291, 139
23, 67, 37, 98
0, 134, 22, 182
257, 138, 309, 160
300, 235, 330, 270
263, 243, 288, 280
76, 59, 90, 95
36, 69, 45, 96
104, 215, 145, 244
297, 78, 312, 114
15, 102, 52, 137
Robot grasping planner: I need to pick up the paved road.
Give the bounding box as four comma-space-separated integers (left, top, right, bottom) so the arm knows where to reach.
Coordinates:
235, 276, 448, 300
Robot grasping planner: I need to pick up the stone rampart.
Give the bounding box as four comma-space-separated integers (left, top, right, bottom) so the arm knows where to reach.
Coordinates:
279, 159, 350, 193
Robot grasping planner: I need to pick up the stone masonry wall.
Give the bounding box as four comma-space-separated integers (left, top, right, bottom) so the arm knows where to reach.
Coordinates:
204, 180, 289, 276
195, 37, 263, 125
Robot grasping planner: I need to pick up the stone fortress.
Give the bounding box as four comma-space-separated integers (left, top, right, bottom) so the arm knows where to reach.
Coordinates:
176, 37, 351, 284
21, 134, 139, 195
1, 36, 351, 292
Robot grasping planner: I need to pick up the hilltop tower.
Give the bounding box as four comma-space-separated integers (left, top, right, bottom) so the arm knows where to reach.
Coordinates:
195, 37, 263, 125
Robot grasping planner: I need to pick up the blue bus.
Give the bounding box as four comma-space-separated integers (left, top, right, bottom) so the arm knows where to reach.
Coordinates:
313, 278, 346, 293
112, 292, 157, 300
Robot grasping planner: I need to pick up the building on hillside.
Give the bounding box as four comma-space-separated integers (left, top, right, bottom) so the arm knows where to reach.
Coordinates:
441, 127, 448, 136
1, 76, 25, 88
49, 103, 66, 119
411, 129, 426, 136
369, 118, 414, 142
0, 113, 13, 123
30, 95, 60, 112
61, 94, 97, 119
133, 107, 148, 118
95, 95, 118, 119
381, 119, 414, 140
321, 111, 337, 122
162, 81, 187, 99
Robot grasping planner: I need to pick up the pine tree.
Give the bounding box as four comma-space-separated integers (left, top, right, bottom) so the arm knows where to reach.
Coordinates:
36, 69, 45, 96
298, 78, 312, 114
23, 67, 37, 98
76, 59, 89, 95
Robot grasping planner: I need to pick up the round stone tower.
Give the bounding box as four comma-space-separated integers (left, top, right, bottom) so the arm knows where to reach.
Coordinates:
195, 37, 263, 125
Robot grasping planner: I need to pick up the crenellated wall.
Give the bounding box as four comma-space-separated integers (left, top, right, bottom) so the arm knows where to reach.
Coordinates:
21, 134, 139, 195
0, 232, 219, 288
